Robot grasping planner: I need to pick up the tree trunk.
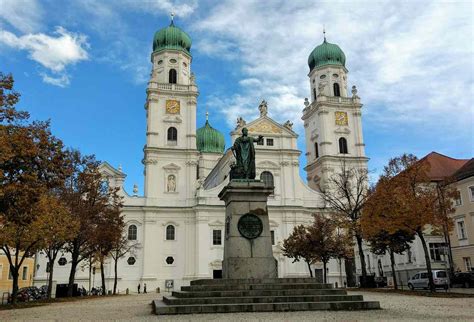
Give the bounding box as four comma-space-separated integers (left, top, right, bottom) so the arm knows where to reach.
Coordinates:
88, 257, 92, 294
10, 249, 20, 305
442, 223, 454, 278
100, 260, 106, 295
67, 247, 80, 297
389, 249, 398, 290
418, 231, 435, 292
338, 258, 343, 288
306, 261, 313, 277
47, 262, 55, 298
113, 256, 118, 295
355, 234, 367, 287
10, 266, 19, 304
323, 261, 327, 284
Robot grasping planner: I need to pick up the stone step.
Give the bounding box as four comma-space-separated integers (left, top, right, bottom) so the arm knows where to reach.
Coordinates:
172, 288, 347, 298
181, 283, 333, 292
153, 300, 381, 315
190, 278, 318, 285
163, 294, 364, 305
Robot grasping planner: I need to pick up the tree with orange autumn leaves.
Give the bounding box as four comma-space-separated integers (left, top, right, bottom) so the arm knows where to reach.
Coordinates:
283, 214, 352, 283
363, 154, 457, 292
0, 73, 73, 303
1, 72, 126, 302
61, 151, 123, 297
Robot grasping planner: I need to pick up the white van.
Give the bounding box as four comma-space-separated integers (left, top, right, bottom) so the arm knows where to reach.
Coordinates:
407, 270, 448, 290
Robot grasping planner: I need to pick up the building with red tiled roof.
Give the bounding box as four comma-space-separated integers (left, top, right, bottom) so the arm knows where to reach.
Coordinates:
420, 152, 469, 181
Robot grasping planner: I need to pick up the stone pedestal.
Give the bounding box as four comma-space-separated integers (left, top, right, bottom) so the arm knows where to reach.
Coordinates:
218, 180, 277, 279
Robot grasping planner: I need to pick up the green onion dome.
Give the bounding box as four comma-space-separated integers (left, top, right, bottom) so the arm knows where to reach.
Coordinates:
196, 119, 225, 153
308, 38, 346, 71
153, 21, 192, 55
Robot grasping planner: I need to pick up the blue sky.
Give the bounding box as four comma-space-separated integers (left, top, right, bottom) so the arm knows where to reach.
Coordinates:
1, 0, 473, 194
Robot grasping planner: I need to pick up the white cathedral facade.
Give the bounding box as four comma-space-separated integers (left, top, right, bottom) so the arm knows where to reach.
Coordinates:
35, 21, 367, 293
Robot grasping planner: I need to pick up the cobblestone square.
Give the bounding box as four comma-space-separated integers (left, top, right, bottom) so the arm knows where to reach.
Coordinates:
1, 291, 474, 321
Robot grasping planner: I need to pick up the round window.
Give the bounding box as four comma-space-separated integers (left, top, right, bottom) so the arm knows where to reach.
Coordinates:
58, 257, 67, 266
183, 62, 187, 67
157, 60, 163, 65
170, 59, 177, 64
320, 75, 326, 79
166, 256, 174, 265
127, 257, 136, 265
333, 73, 339, 78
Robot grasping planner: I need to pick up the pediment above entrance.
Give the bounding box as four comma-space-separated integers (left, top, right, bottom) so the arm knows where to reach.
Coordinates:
247, 118, 282, 134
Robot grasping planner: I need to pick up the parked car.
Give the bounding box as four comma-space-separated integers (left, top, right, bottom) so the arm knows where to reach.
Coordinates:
451, 271, 474, 288
408, 270, 448, 290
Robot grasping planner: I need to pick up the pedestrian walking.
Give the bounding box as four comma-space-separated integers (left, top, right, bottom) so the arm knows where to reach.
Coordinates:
138, 283, 141, 294
144, 283, 147, 294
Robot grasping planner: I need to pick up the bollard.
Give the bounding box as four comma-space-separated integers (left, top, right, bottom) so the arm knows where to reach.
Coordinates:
126, 288, 129, 295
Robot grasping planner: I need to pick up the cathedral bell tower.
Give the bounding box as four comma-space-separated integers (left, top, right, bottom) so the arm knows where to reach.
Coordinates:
143, 17, 199, 202
302, 33, 368, 191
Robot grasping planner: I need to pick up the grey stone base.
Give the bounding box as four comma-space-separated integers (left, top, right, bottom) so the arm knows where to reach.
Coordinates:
152, 278, 381, 315
223, 257, 277, 279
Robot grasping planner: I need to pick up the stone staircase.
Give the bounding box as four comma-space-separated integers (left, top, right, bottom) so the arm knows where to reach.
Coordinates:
153, 278, 380, 315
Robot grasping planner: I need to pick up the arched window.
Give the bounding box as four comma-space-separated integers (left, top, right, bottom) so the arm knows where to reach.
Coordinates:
339, 137, 348, 154
128, 225, 137, 240
333, 83, 341, 97
166, 225, 175, 240
167, 127, 177, 142
260, 171, 274, 188
169, 69, 177, 84
314, 142, 319, 158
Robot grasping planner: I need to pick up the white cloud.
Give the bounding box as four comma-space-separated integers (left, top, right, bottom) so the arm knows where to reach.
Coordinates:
0, 0, 43, 33
40, 73, 70, 88
192, 0, 473, 135
0, 26, 89, 86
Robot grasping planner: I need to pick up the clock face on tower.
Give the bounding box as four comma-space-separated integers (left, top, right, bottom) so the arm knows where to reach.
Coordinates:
166, 100, 180, 114
335, 111, 348, 126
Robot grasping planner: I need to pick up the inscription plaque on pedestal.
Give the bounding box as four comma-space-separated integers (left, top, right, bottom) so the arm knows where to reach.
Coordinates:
237, 213, 263, 239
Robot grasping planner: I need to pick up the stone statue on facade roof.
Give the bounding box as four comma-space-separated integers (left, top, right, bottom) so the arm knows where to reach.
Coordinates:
258, 100, 268, 117
283, 120, 293, 130
230, 127, 263, 180
236, 116, 246, 129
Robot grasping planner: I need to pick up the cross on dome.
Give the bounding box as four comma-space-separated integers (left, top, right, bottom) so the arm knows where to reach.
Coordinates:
170, 12, 175, 25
